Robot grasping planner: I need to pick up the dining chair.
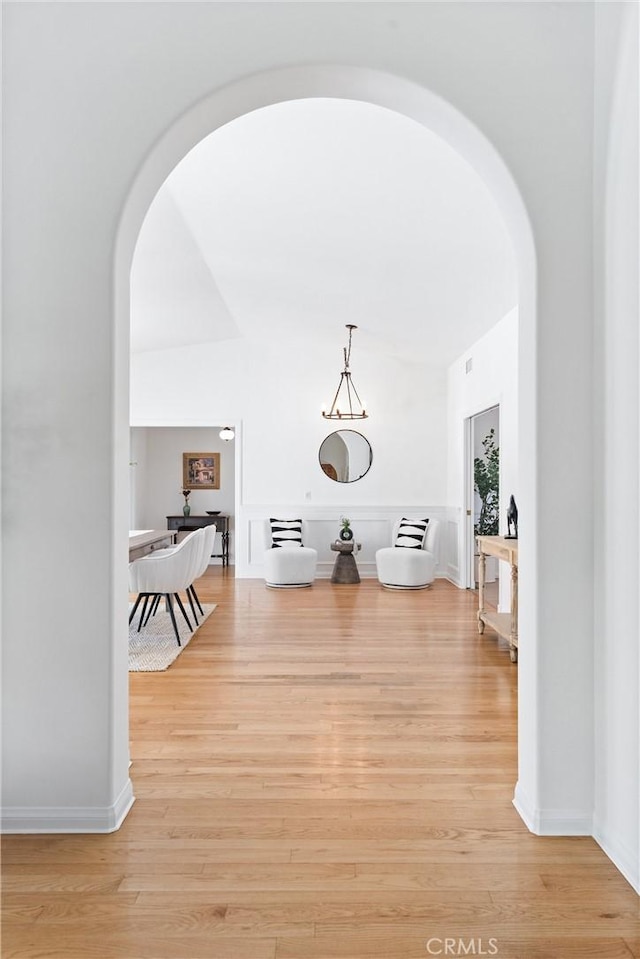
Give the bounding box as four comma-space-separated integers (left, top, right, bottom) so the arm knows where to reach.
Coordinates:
129, 529, 204, 645
138, 528, 204, 627
187, 523, 217, 618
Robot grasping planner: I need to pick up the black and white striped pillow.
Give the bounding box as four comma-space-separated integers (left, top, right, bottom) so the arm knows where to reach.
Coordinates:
394, 518, 429, 549
270, 518, 303, 548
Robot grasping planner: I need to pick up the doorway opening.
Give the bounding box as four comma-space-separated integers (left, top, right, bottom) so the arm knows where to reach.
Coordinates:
129, 425, 238, 570
116, 63, 536, 836
466, 405, 500, 606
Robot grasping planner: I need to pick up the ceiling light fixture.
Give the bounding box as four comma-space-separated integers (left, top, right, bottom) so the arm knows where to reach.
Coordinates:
322, 324, 368, 420
219, 427, 235, 441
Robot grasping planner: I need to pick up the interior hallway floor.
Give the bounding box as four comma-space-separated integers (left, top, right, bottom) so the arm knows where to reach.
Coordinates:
2, 572, 638, 958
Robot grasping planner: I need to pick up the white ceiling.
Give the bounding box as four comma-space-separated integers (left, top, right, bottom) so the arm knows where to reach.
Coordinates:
131, 98, 517, 364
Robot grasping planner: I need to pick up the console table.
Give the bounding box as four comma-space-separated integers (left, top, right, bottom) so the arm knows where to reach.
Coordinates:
166, 514, 230, 567
330, 541, 362, 584
476, 535, 518, 663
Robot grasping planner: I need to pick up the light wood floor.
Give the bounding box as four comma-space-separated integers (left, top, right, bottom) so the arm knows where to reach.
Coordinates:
3, 572, 638, 959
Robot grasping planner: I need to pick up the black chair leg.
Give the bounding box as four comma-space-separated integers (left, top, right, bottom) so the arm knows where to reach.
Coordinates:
174, 593, 192, 631
129, 594, 143, 626
143, 593, 161, 627
189, 584, 204, 616
186, 588, 199, 625
165, 594, 182, 646
137, 594, 151, 632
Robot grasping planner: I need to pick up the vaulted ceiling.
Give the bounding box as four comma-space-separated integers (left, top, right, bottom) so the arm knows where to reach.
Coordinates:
131, 98, 517, 365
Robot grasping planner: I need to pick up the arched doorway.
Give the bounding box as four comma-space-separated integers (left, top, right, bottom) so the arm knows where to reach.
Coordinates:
115, 64, 538, 831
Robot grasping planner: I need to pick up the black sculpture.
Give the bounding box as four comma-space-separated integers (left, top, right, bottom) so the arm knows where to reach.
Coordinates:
505, 495, 518, 539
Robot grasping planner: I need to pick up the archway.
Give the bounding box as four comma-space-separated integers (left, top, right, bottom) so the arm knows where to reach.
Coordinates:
115, 64, 538, 830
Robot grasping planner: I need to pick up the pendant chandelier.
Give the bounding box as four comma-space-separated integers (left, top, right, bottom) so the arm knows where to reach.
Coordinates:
322, 324, 368, 420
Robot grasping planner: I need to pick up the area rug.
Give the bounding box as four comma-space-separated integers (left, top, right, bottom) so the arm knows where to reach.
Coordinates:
128, 603, 216, 672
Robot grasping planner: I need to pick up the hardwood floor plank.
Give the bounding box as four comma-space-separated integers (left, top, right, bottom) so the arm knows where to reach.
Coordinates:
130, 888, 490, 922
1, 930, 277, 959
275, 936, 636, 959
2, 573, 636, 959
624, 937, 640, 958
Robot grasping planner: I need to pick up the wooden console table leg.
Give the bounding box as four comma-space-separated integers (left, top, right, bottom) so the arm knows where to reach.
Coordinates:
222, 530, 229, 567
509, 563, 518, 662
477, 549, 486, 634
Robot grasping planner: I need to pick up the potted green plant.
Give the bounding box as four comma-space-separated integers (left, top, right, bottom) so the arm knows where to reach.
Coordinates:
474, 428, 499, 536
339, 516, 354, 541
474, 428, 499, 584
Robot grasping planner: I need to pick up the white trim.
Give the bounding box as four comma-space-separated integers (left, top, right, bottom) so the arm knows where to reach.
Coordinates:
1, 779, 135, 834
463, 414, 474, 589
444, 508, 463, 587
593, 817, 640, 894
513, 781, 592, 836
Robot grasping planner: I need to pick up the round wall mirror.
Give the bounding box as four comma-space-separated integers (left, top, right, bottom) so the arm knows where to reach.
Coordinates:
319, 430, 372, 483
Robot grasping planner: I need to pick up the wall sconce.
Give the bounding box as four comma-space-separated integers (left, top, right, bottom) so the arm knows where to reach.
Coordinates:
219, 427, 235, 442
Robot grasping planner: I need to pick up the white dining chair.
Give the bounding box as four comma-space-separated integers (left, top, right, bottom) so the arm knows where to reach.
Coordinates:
137, 528, 205, 627
129, 529, 204, 645
188, 524, 217, 618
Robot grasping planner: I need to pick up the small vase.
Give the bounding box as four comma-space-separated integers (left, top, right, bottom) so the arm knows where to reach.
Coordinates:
183, 503, 191, 517
339, 526, 353, 542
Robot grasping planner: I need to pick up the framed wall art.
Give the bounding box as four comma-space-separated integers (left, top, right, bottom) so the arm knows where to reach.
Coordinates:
182, 452, 221, 490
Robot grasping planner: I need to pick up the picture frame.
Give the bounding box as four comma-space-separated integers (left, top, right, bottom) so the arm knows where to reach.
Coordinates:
182, 452, 221, 490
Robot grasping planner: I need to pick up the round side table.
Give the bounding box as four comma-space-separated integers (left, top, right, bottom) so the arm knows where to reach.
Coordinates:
330, 541, 362, 584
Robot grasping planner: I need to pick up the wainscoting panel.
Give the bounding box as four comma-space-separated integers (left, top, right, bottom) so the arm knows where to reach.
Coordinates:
446, 514, 461, 586
239, 506, 453, 581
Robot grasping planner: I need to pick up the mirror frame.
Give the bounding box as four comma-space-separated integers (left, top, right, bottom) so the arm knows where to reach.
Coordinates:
318, 429, 373, 484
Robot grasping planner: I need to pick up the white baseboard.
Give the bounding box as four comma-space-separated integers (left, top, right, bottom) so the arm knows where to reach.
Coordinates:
593, 816, 640, 894
513, 781, 592, 835
446, 566, 462, 587
1, 778, 135, 834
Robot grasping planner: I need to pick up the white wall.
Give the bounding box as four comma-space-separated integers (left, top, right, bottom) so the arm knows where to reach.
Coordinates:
593, 1, 639, 892
130, 427, 236, 564
447, 309, 518, 608
1, 1, 628, 888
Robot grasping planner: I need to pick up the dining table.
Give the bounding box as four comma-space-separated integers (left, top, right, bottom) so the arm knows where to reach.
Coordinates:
129, 529, 176, 562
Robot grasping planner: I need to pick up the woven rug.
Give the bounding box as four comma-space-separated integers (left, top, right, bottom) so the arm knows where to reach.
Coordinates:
128, 602, 216, 672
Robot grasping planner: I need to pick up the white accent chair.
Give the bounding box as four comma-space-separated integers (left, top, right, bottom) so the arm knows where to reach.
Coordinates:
375, 519, 440, 590
129, 528, 205, 644
264, 520, 318, 588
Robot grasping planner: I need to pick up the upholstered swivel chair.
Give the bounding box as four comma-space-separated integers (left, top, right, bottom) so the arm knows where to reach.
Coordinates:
264, 519, 318, 588
375, 518, 440, 589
